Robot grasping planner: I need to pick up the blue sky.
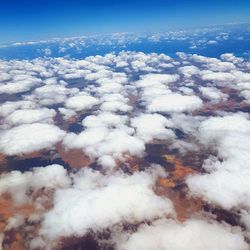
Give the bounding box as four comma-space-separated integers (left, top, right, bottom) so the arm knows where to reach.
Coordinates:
0, 0, 250, 43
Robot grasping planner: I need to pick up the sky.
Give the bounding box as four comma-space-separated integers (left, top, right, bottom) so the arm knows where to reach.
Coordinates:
0, 0, 250, 43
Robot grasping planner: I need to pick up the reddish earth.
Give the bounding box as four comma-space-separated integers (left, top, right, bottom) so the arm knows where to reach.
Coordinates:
0, 154, 7, 171
57, 144, 92, 168
156, 155, 202, 222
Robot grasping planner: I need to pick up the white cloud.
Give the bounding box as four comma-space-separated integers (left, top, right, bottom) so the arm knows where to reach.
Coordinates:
136, 73, 179, 88
131, 113, 175, 142
40, 168, 174, 240
0, 164, 70, 204
65, 93, 99, 111
30, 84, 79, 106
0, 76, 42, 94
63, 127, 145, 165
187, 114, 250, 210
199, 86, 228, 101
0, 123, 66, 155
5, 108, 56, 125
0, 101, 38, 117
148, 93, 203, 113
0, 50, 249, 249
117, 218, 247, 250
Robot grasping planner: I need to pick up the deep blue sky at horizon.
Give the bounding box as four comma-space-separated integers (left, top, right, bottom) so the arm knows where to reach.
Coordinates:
0, 0, 250, 43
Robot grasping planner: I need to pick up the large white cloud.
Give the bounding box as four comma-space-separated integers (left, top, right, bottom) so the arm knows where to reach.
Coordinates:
0, 100, 38, 117
0, 123, 66, 155
148, 93, 203, 113
187, 114, 250, 210
117, 218, 248, 250
0, 77, 42, 94
199, 86, 227, 101
40, 168, 174, 240
65, 93, 99, 111
131, 113, 175, 142
5, 108, 56, 125
0, 164, 70, 204
29, 84, 79, 106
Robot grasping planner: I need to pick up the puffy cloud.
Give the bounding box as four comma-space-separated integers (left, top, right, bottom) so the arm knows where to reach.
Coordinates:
0, 75, 42, 94
201, 71, 235, 83
0, 101, 38, 117
148, 93, 203, 113
199, 86, 228, 101
65, 93, 99, 111
241, 90, 250, 104
136, 73, 179, 88
207, 40, 218, 45
0, 123, 66, 155
0, 50, 249, 249
179, 65, 200, 78
58, 108, 76, 120
4, 108, 56, 125
30, 84, 79, 106
63, 127, 145, 165
117, 218, 248, 250
187, 114, 250, 210
0, 164, 70, 204
82, 112, 128, 128
40, 168, 174, 240
220, 53, 244, 64
131, 114, 175, 142
100, 93, 132, 113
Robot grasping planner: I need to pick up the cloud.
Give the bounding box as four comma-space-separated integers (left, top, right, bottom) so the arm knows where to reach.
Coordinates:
58, 108, 77, 120
179, 65, 200, 78
0, 164, 70, 204
148, 93, 203, 113
220, 53, 244, 64
0, 75, 42, 94
201, 71, 236, 83
199, 86, 228, 101
136, 74, 179, 88
4, 108, 56, 125
0, 123, 66, 155
40, 168, 174, 240
65, 93, 99, 111
131, 113, 175, 142
116, 218, 248, 250
30, 84, 79, 106
82, 112, 128, 128
99, 93, 132, 113
0, 101, 38, 117
63, 126, 145, 166
187, 114, 250, 210
0, 50, 249, 249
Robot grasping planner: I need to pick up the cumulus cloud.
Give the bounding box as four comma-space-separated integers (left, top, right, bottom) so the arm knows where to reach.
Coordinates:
0, 50, 249, 249
0, 101, 38, 117
116, 218, 248, 250
148, 93, 203, 113
0, 123, 66, 155
131, 113, 175, 142
136, 73, 179, 88
63, 126, 145, 166
0, 164, 70, 204
65, 93, 99, 111
179, 65, 200, 78
29, 84, 79, 106
40, 168, 174, 240
199, 86, 228, 101
0, 75, 42, 94
187, 114, 250, 210
4, 108, 56, 125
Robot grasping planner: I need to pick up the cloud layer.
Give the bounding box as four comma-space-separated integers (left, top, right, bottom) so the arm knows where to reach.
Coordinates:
0, 50, 249, 249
